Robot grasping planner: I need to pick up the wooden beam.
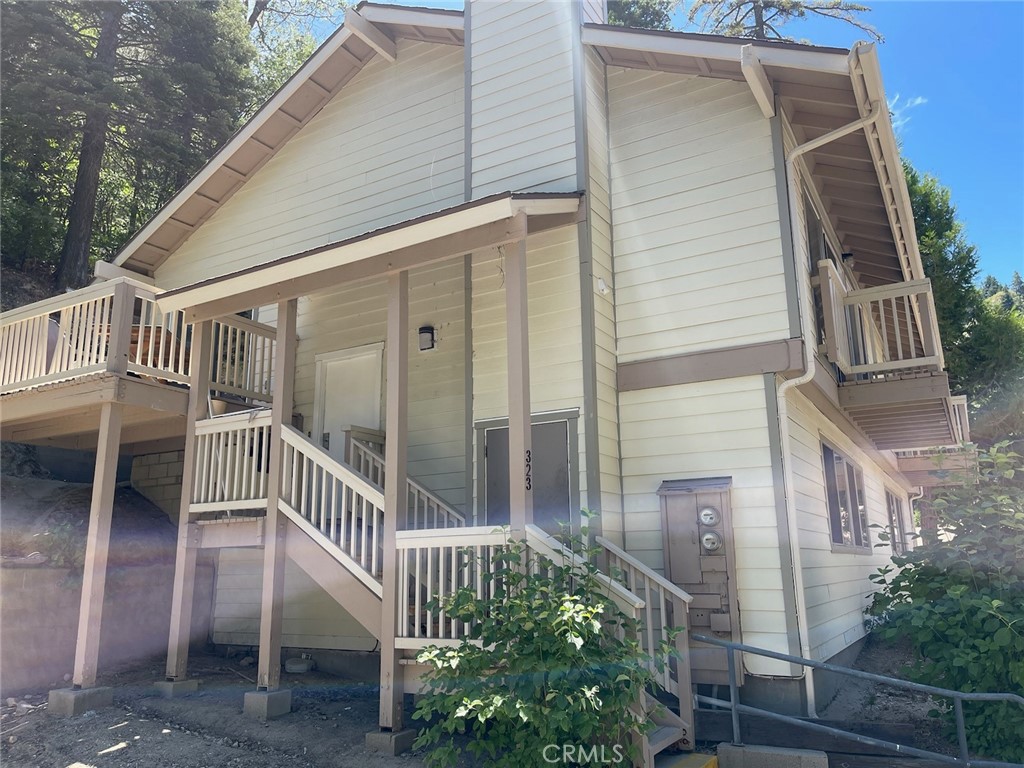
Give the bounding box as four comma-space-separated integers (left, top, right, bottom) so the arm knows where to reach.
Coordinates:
505, 214, 533, 532
828, 203, 890, 227
165, 319, 213, 682
839, 374, 949, 409
182, 215, 528, 323
72, 401, 123, 688
94, 260, 155, 283
379, 271, 409, 730
812, 163, 880, 187
346, 10, 397, 63
741, 45, 775, 118
256, 299, 298, 692
776, 81, 855, 107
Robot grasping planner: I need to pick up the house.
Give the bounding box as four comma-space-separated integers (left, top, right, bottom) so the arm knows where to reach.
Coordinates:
0, 0, 972, 759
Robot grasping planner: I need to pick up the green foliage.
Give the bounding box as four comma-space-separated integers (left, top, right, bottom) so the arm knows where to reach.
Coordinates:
608, 0, 678, 30
412, 529, 670, 767
868, 445, 1024, 761
1, 1, 257, 285
686, 0, 881, 42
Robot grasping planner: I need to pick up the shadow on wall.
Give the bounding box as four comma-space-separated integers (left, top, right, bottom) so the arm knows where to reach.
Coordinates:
0, 563, 215, 695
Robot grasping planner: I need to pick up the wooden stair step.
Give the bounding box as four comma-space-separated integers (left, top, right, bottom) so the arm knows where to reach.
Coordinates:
648, 724, 686, 756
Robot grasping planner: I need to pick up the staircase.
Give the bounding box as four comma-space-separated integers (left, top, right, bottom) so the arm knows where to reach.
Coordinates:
192, 414, 693, 764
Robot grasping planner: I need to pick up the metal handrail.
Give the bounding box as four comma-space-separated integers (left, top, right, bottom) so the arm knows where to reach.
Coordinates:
692, 633, 1024, 767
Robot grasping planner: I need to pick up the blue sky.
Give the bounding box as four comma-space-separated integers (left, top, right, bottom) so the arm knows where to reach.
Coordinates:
765, 1, 1024, 284
338, 1, 1023, 282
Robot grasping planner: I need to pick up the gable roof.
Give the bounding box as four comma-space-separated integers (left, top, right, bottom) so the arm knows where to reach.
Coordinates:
112, 4, 463, 277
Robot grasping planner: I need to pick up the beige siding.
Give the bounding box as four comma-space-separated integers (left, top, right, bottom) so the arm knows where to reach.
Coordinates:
607, 68, 789, 363
212, 549, 374, 650
581, 0, 606, 24
618, 375, 789, 674
471, 227, 586, 511
287, 260, 468, 510
469, 0, 577, 196
584, 48, 623, 541
786, 389, 908, 661
156, 40, 464, 290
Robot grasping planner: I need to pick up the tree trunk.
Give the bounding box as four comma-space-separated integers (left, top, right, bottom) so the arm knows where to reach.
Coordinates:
55, 3, 124, 291
753, 0, 766, 39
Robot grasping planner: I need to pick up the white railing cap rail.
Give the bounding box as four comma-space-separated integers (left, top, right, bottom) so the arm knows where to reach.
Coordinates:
525, 525, 645, 611
354, 437, 465, 524
211, 313, 278, 339
395, 525, 510, 547
0, 276, 160, 325
281, 424, 385, 507
194, 408, 272, 433
596, 536, 694, 605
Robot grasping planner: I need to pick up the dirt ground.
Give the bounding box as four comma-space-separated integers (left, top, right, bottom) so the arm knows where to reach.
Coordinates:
0, 653, 430, 768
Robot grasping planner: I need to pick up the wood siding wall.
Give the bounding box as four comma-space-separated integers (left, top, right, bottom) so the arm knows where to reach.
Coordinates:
607, 68, 790, 363
584, 48, 623, 541
468, 0, 578, 196
470, 228, 586, 513
786, 388, 909, 661
156, 40, 464, 290
212, 549, 375, 650
618, 376, 791, 674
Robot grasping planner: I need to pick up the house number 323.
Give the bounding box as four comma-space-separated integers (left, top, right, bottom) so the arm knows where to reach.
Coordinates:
525, 449, 532, 491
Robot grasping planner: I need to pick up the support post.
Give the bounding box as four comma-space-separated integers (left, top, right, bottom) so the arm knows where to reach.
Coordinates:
505, 217, 533, 533
254, 299, 298, 694
70, 400, 123, 689
378, 271, 409, 733
164, 319, 214, 684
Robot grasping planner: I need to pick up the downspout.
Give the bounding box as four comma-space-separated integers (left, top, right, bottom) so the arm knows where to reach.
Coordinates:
776, 99, 883, 717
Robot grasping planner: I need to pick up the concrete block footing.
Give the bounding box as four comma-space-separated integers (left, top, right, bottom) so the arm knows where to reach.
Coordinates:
47, 687, 114, 716
153, 679, 200, 698
365, 728, 417, 755
243, 689, 292, 720
716, 744, 828, 768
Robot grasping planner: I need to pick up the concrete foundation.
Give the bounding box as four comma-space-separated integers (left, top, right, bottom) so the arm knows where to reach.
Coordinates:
243, 689, 292, 720
47, 686, 113, 716
365, 728, 417, 755
717, 744, 827, 768
153, 679, 200, 698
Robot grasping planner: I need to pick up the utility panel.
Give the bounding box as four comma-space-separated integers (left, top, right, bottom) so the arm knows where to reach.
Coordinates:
659, 477, 741, 686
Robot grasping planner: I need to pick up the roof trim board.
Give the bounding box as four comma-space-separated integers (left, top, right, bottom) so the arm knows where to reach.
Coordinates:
111, 5, 465, 277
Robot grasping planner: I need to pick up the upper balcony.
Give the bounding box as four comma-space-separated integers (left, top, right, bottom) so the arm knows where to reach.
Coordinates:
0, 277, 276, 449
812, 260, 967, 452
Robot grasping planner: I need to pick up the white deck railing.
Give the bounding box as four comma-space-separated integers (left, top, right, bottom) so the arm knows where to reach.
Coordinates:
818, 260, 943, 377
190, 410, 272, 513
0, 277, 277, 402
0, 277, 189, 392
350, 437, 465, 530
280, 425, 386, 580
597, 536, 693, 702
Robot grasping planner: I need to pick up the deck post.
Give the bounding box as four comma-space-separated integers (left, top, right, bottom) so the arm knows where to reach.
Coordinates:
69, 400, 123, 689
505, 215, 533, 534
253, 299, 298, 701
377, 270, 409, 738
163, 319, 214, 688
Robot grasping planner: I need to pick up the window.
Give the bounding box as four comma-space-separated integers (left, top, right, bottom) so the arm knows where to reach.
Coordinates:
821, 443, 870, 549
886, 490, 908, 555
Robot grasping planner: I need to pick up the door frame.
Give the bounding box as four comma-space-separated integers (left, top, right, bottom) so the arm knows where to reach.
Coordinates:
474, 408, 580, 529
312, 342, 385, 452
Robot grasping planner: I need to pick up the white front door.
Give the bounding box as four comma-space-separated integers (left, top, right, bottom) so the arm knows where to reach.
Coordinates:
313, 344, 383, 464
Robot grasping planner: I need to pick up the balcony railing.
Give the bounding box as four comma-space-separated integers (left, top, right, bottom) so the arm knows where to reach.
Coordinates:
0, 277, 276, 403
818, 260, 943, 377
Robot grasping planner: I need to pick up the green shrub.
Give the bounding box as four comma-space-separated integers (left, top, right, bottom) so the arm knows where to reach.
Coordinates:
412, 528, 672, 767
868, 443, 1024, 762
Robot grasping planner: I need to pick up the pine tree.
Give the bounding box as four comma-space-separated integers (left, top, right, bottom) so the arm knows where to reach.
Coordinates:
687, 0, 882, 42
608, 0, 678, 30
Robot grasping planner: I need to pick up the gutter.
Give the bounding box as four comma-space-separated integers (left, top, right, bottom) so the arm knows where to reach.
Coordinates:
776, 92, 883, 717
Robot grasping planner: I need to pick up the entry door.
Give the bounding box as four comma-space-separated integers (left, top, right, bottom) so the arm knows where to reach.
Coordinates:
484, 420, 573, 535
313, 344, 383, 464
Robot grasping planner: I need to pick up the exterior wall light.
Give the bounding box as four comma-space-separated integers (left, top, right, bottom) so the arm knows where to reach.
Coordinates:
418, 325, 436, 352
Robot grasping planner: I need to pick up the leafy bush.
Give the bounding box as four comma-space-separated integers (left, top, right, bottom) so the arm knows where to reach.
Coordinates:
412, 529, 671, 767
868, 444, 1024, 761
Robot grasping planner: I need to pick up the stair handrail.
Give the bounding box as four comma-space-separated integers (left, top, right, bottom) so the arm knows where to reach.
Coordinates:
351, 437, 465, 528
596, 536, 693, 605
282, 425, 386, 508
692, 632, 1024, 768
523, 524, 644, 616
